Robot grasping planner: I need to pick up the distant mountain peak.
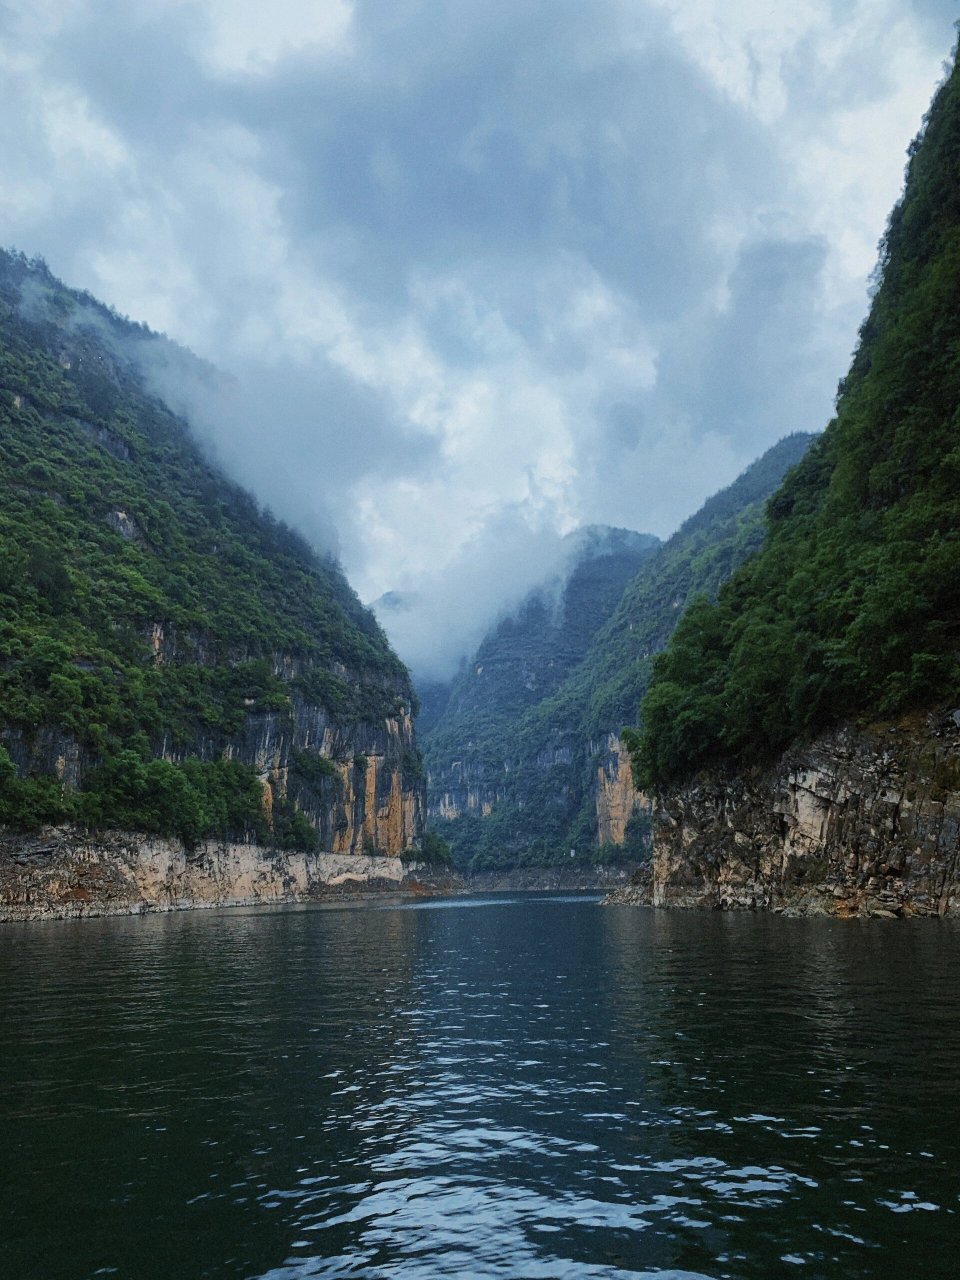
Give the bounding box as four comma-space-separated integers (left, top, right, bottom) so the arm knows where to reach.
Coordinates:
369, 589, 421, 614
563, 525, 660, 562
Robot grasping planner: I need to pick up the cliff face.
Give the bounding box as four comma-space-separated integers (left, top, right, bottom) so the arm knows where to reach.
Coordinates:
0, 827, 424, 922
233, 700, 422, 859
428, 735, 648, 837
608, 711, 960, 917
421, 526, 659, 867
3, 681, 423, 861
0, 250, 424, 892
595, 734, 649, 847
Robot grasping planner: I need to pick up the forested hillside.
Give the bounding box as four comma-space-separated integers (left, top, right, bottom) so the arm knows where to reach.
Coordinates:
423, 527, 659, 736
0, 250, 421, 850
425, 435, 812, 869
629, 52, 960, 789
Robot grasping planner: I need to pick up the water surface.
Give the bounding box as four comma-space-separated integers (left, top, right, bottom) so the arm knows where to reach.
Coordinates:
2, 896, 958, 1278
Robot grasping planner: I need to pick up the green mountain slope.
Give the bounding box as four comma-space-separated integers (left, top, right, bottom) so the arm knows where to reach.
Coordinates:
0, 250, 421, 850
630, 51, 960, 788
420, 527, 660, 855
423, 526, 660, 736
425, 435, 812, 869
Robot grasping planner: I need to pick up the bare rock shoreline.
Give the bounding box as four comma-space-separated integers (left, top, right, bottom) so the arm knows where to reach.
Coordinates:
0, 828, 639, 923
0, 827, 441, 923
604, 710, 960, 919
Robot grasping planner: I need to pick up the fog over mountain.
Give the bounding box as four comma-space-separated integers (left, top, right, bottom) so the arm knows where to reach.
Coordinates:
1, 0, 955, 676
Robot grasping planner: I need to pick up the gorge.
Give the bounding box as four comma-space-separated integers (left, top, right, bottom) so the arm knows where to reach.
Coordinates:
419, 434, 813, 876
3, 44, 960, 924
5, 8, 960, 1280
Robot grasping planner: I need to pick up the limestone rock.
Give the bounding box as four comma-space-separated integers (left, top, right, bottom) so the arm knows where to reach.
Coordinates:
605, 711, 960, 918
0, 827, 428, 922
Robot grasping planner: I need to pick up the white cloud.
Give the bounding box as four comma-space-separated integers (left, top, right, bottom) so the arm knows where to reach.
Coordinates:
0, 0, 955, 680
199, 0, 353, 74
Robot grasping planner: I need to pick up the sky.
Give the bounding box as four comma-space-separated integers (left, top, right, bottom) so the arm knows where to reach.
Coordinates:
1, 0, 957, 680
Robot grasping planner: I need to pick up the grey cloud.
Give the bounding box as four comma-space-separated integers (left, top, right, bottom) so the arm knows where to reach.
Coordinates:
3, 0, 957, 683
673, 236, 840, 447
604, 404, 644, 454
577, 235, 846, 534
906, 0, 959, 41
45, 3, 210, 144
370, 506, 578, 683
787, 4, 956, 113
240, 5, 771, 326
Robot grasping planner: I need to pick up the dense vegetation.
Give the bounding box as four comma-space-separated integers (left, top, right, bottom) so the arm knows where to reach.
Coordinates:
0, 250, 412, 842
628, 52, 960, 789
423, 436, 811, 870
539, 436, 814, 745
424, 527, 659, 738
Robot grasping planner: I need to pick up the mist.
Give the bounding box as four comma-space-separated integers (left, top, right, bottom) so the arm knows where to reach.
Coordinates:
137, 343, 441, 563
2, 0, 956, 681
369, 509, 582, 684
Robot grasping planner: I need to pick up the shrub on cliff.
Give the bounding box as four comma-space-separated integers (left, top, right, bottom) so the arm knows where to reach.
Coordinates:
419, 830, 453, 866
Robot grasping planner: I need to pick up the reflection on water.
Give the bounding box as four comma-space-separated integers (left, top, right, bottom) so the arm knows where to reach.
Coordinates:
1, 897, 958, 1278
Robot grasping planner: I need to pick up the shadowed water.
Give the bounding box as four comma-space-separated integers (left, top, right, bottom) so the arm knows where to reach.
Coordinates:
2, 896, 959, 1278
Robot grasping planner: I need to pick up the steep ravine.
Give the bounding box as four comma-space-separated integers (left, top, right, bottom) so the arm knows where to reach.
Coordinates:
606, 710, 960, 917
424, 435, 811, 871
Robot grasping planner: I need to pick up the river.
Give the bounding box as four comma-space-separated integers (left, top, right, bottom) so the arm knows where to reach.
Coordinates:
2, 895, 958, 1278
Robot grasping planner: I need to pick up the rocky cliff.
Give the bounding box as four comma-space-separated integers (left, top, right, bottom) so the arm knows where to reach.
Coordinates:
0, 827, 428, 922
0, 250, 424, 910
3, 687, 423, 861
595, 734, 650, 847
606, 711, 960, 917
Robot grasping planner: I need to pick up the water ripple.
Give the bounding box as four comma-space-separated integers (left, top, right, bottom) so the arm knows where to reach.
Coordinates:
2, 899, 960, 1278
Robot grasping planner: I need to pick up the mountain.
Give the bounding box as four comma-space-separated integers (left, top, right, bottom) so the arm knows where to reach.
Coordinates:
0, 250, 423, 875
423, 434, 812, 871
369, 590, 420, 616
422, 525, 660, 732
615, 48, 960, 918
420, 525, 659, 858
630, 51, 960, 787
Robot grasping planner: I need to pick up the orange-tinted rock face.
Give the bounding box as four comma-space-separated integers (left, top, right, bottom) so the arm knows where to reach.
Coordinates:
253, 705, 424, 859
323, 747, 421, 858
595, 733, 648, 846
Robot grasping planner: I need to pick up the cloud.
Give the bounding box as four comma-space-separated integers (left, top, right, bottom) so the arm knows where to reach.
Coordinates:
369, 507, 580, 684
0, 0, 956, 678
140, 346, 442, 560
